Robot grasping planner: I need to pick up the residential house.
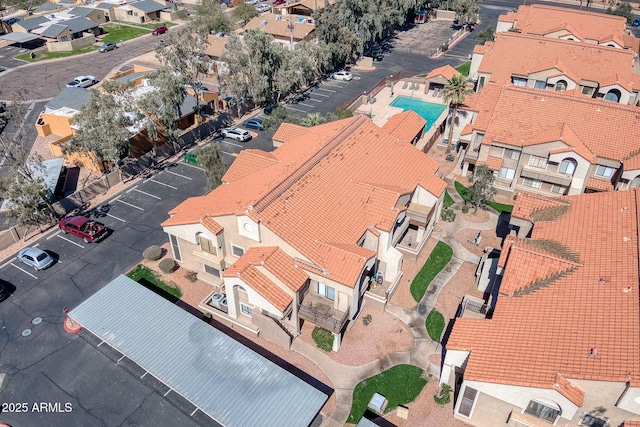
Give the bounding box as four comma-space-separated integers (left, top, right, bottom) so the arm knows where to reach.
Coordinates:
496, 4, 639, 50
457, 84, 640, 196
33, 2, 66, 15
282, 0, 335, 17
241, 13, 315, 47
469, 31, 640, 104
94, 3, 116, 22
203, 33, 228, 74
161, 112, 446, 350
112, 0, 166, 24
11, 15, 50, 33
424, 64, 461, 95
34, 16, 100, 42
443, 189, 640, 427
68, 6, 108, 25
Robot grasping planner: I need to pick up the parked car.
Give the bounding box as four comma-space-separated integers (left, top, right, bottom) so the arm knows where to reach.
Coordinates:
332, 70, 353, 81
263, 104, 279, 115
17, 247, 54, 271
256, 4, 270, 12
152, 25, 168, 36
364, 49, 384, 61
58, 216, 107, 243
99, 42, 117, 52
0, 283, 9, 302
633, 18, 640, 27
66, 75, 97, 88
221, 127, 252, 142
246, 0, 260, 4
272, 0, 286, 5
242, 118, 264, 131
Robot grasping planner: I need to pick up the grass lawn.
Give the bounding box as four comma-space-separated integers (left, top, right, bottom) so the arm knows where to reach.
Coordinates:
15, 45, 98, 62
455, 61, 471, 76
126, 264, 182, 301
312, 327, 334, 352
425, 309, 445, 342
443, 190, 455, 209
102, 23, 151, 43
410, 241, 453, 302
454, 181, 513, 214
348, 364, 428, 423
112, 21, 178, 30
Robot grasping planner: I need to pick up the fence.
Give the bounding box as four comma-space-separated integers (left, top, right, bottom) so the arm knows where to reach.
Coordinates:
345, 71, 402, 112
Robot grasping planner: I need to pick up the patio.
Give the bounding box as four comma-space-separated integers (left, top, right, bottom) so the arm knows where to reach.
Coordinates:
299, 292, 349, 334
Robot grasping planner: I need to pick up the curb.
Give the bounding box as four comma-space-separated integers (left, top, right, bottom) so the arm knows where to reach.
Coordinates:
63, 316, 82, 334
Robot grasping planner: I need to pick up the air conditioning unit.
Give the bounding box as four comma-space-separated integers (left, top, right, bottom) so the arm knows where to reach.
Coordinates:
275, 15, 281, 20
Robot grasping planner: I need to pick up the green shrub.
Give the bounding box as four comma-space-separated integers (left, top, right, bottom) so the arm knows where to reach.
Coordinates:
312, 327, 334, 352
159, 258, 177, 274
363, 314, 372, 326
443, 190, 455, 209
445, 154, 455, 162
441, 43, 449, 52
126, 264, 182, 300
410, 241, 453, 301
425, 310, 445, 342
185, 270, 198, 282
143, 245, 163, 261
441, 208, 456, 222
434, 384, 452, 405
461, 205, 469, 214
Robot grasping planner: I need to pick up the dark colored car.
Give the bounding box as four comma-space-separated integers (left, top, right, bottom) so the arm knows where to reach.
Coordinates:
58, 216, 107, 243
152, 25, 168, 35
633, 18, 640, 27
263, 104, 279, 115
242, 118, 264, 131
99, 42, 117, 52
365, 50, 384, 61
273, 0, 286, 5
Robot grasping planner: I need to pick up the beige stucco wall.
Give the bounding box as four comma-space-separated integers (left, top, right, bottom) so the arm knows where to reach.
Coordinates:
495, 20, 513, 33
47, 32, 94, 52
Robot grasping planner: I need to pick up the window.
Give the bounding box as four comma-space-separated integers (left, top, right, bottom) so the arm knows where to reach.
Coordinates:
555, 80, 567, 91
199, 235, 215, 254
512, 77, 527, 87
318, 282, 335, 301
204, 264, 221, 277
550, 184, 566, 194
534, 80, 546, 90
475, 133, 484, 144
498, 167, 515, 180
604, 89, 621, 103
240, 303, 253, 316
503, 148, 520, 160
559, 158, 577, 175
582, 86, 595, 96
596, 165, 614, 178
631, 176, 640, 188
61, 36, 68, 42
169, 234, 181, 261
578, 413, 609, 427
528, 155, 547, 168
231, 244, 245, 257
524, 400, 560, 424
522, 178, 542, 189
457, 387, 477, 418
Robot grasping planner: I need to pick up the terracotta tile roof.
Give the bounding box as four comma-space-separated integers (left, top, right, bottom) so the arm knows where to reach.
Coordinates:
200, 216, 223, 235
511, 191, 570, 222
477, 32, 640, 90
223, 150, 279, 183
484, 156, 503, 171
500, 4, 631, 47
460, 123, 473, 136
226, 246, 308, 292
204, 34, 228, 58
425, 64, 460, 80
448, 189, 640, 401
625, 422, 640, 427
599, 72, 633, 92
272, 122, 311, 144
242, 13, 315, 41
223, 263, 292, 312
381, 111, 426, 144
585, 177, 614, 192
164, 114, 446, 287
463, 85, 640, 163
624, 153, 640, 172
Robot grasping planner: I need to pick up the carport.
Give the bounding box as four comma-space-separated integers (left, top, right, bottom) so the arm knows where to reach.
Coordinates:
0, 32, 41, 45
69, 275, 329, 427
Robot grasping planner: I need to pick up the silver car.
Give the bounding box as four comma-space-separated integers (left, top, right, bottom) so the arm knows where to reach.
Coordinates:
17, 247, 55, 271
221, 127, 251, 142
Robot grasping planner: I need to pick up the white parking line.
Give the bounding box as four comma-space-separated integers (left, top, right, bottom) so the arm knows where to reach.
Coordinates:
57, 235, 85, 248
164, 169, 192, 180
134, 188, 161, 200
117, 199, 144, 211
311, 92, 330, 97
47, 230, 61, 240
317, 87, 336, 93
283, 105, 310, 113
147, 178, 177, 190
126, 185, 138, 194
297, 102, 315, 108
0, 258, 16, 269
218, 140, 244, 148
222, 151, 237, 157
10, 263, 37, 279
308, 98, 323, 103
179, 160, 204, 171
323, 82, 345, 88
105, 213, 126, 222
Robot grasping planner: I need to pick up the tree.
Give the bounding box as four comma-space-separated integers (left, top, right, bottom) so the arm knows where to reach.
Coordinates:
301, 112, 326, 127
606, 2, 634, 24
452, 0, 479, 27
469, 165, 497, 213
147, 68, 187, 150
218, 34, 251, 114
474, 26, 495, 45
442, 73, 473, 154
261, 107, 301, 129
231, 2, 259, 25
196, 144, 227, 191
191, 0, 232, 37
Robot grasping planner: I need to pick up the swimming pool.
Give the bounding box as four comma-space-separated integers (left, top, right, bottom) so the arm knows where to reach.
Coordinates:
390, 96, 447, 131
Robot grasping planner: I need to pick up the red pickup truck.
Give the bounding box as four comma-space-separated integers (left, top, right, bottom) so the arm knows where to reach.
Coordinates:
58, 216, 107, 243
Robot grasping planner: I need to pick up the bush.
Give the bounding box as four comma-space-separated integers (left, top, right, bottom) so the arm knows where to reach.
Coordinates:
461, 205, 469, 214
441, 208, 456, 222
312, 327, 334, 352
425, 309, 445, 342
445, 154, 455, 162
434, 384, 452, 405
185, 271, 198, 282
441, 43, 449, 52
159, 258, 177, 274
143, 245, 163, 261
363, 314, 372, 326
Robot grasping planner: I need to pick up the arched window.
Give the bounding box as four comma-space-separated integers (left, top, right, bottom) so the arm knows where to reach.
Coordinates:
631, 175, 640, 188
555, 80, 567, 91
605, 89, 621, 103
559, 158, 577, 175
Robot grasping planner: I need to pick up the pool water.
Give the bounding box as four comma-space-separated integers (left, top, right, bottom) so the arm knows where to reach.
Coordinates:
390, 96, 447, 131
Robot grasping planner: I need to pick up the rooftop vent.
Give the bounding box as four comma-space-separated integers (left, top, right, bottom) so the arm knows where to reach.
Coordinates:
588, 348, 597, 358
598, 278, 606, 285
623, 286, 633, 293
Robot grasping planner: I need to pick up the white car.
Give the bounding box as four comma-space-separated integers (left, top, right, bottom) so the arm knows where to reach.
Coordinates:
332, 71, 353, 81
66, 75, 97, 88
221, 127, 251, 142
256, 4, 270, 12
246, 0, 259, 4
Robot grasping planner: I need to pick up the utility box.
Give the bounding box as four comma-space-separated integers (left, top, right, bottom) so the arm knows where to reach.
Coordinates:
184, 151, 198, 165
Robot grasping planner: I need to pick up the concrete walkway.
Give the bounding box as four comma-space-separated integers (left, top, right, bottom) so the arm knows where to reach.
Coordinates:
291, 175, 499, 426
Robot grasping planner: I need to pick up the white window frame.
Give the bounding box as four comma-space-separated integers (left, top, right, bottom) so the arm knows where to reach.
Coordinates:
528, 155, 547, 169
498, 167, 515, 180
595, 165, 614, 178
204, 264, 221, 277
169, 234, 181, 261
512, 77, 527, 87
231, 244, 245, 257
503, 148, 520, 160
240, 303, 253, 316
198, 234, 216, 255
318, 282, 335, 301
578, 413, 609, 427
559, 158, 576, 175
523, 400, 560, 424
550, 184, 565, 194
534, 80, 546, 90
522, 178, 542, 189
456, 386, 478, 418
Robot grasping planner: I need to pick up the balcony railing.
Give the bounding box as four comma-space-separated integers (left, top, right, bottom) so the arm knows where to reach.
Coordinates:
299, 294, 349, 333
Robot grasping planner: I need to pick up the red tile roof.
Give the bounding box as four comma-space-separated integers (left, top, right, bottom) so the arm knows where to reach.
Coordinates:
585, 177, 614, 192
425, 64, 460, 80
223, 263, 293, 312
200, 216, 223, 235
381, 111, 426, 144
164, 115, 446, 287
223, 150, 279, 183
484, 156, 503, 171
448, 189, 640, 402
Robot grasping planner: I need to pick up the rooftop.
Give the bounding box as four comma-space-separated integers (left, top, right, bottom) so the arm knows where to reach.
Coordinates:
242, 13, 315, 40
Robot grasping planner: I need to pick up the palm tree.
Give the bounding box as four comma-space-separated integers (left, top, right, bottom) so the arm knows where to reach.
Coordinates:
442, 73, 473, 154
301, 112, 326, 127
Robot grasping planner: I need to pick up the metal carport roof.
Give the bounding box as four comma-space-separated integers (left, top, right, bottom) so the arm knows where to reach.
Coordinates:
0, 32, 41, 43
69, 275, 328, 427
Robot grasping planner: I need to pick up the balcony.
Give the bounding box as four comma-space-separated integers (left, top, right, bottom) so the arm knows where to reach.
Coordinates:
459, 295, 489, 319
520, 165, 573, 187
299, 293, 349, 333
